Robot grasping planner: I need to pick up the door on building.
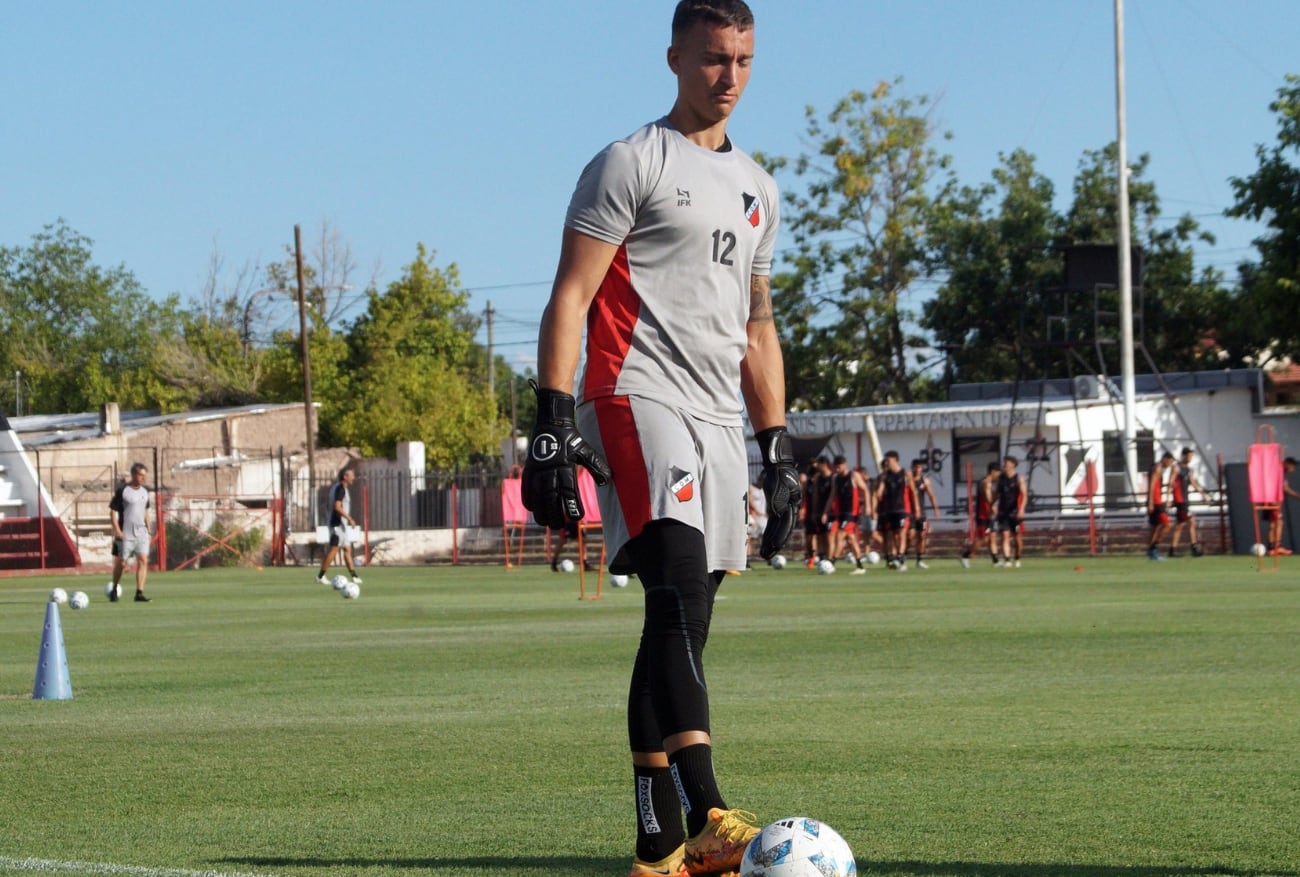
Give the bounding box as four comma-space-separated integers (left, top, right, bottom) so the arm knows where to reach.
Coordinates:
953, 435, 1000, 518
1102, 429, 1154, 509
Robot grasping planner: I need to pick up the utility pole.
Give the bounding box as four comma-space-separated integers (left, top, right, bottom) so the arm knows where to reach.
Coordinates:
485, 300, 496, 403
1114, 0, 1139, 504
13, 371, 20, 418
294, 224, 317, 484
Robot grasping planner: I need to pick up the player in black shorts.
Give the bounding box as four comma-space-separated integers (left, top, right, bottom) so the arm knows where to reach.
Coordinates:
993, 456, 1026, 567
1146, 452, 1175, 562
909, 459, 940, 569
1169, 447, 1206, 557
874, 451, 916, 571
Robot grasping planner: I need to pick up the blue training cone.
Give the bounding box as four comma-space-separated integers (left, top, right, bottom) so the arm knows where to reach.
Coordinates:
32, 600, 73, 700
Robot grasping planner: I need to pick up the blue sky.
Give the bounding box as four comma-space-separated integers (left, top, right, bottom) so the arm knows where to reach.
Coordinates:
4, 1, 1296, 370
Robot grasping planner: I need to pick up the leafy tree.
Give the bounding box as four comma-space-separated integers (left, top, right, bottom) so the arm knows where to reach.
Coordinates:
923, 149, 1062, 385
1063, 144, 1230, 375
926, 145, 1231, 385
759, 79, 953, 408
0, 221, 186, 414
334, 245, 507, 467
1227, 74, 1300, 361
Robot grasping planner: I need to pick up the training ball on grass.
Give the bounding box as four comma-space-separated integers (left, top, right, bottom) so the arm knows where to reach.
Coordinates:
105, 581, 121, 601
1251, 543, 1267, 557
865, 550, 881, 565
610, 573, 629, 587
558, 558, 575, 573
768, 554, 787, 569
331, 574, 349, 590
817, 558, 836, 575
70, 591, 90, 610
740, 816, 856, 877
341, 582, 360, 600
49, 587, 68, 605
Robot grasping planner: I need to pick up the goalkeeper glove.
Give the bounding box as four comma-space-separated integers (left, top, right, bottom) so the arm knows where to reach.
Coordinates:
756, 425, 801, 559
522, 381, 611, 527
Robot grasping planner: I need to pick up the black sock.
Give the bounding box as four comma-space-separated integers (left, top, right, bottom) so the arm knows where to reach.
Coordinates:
634, 764, 685, 862
670, 744, 725, 836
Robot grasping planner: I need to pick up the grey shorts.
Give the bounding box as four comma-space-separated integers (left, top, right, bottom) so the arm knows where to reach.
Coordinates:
115, 529, 150, 559
578, 395, 748, 573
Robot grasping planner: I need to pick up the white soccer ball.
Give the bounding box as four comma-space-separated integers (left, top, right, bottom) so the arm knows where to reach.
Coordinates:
49, 587, 69, 605
610, 573, 629, 588
70, 591, 90, 610
1251, 543, 1267, 557
768, 554, 787, 570
740, 816, 856, 877
817, 559, 836, 575
331, 574, 349, 590
341, 582, 360, 600
104, 581, 121, 601
559, 558, 575, 573
865, 550, 881, 565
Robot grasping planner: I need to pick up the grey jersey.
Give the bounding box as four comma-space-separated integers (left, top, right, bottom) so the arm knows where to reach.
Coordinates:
109, 484, 151, 534
566, 118, 779, 425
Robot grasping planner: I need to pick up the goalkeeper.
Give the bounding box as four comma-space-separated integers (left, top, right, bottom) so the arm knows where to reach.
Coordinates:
522, 4, 797, 875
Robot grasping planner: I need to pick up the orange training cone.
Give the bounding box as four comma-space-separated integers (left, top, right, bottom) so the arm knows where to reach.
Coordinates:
32, 600, 73, 700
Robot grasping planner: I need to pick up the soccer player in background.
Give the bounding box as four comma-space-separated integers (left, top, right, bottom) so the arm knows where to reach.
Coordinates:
520, 3, 800, 875
993, 456, 1027, 567
1169, 447, 1207, 557
316, 466, 362, 585
807, 456, 834, 568
909, 458, 941, 569
829, 455, 867, 573
875, 451, 915, 571
108, 462, 154, 602
1146, 452, 1176, 562
963, 461, 1001, 568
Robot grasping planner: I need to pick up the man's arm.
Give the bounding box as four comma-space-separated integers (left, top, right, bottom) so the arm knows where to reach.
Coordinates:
924, 478, 940, 517
1017, 475, 1028, 516
739, 274, 785, 431
537, 228, 621, 392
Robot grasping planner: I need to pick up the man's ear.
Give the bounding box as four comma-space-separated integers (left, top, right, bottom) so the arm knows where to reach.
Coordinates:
666, 44, 680, 75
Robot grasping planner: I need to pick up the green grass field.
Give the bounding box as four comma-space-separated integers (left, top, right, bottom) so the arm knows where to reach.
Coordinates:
1, 557, 1297, 877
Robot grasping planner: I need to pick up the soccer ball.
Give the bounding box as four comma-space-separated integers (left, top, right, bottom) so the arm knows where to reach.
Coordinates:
740, 817, 856, 877
49, 587, 68, 605
865, 550, 881, 565
1250, 543, 1267, 557
341, 582, 360, 600
610, 573, 629, 588
558, 558, 575, 573
331, 574, 349, 590
104, 581, 121, 601
70, 591, 90, 610
769, 554, 787, 570
817, 559, 835, 575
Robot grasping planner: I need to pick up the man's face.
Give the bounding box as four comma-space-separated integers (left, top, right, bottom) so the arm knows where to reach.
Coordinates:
668, 21, 754, 126
886, 457, 900, 472
131, 468, 148, 487
1182, 453, 1194, 467
1004, 460, 1017, 476
911, 464, 924, 479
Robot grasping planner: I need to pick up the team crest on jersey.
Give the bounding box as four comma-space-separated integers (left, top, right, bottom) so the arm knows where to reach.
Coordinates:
669, 467, 695, 503
742, 192, 760, 228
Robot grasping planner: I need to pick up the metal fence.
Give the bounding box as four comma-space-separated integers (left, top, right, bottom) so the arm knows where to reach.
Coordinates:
287, 467, 507, 535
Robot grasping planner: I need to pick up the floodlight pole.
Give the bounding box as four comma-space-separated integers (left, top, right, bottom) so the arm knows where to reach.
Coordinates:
1114, 0, 1139, 503
294, 224, 317, 484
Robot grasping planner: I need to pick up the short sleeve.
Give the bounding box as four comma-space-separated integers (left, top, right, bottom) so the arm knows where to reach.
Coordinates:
564, 140, 647, 247
749, 177, 779, 277
108, 485, 124, 513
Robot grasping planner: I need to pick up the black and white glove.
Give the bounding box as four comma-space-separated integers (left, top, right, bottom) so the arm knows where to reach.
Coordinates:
522, 381, 612, 527
756, 426, 801, 559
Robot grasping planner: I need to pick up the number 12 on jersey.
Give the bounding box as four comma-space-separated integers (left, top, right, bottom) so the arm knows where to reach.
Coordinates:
711, 229, 736, 266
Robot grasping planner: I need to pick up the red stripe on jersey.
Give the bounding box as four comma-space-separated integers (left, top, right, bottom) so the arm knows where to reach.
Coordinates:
583, 243, 639, 401
592, 395, 653, 542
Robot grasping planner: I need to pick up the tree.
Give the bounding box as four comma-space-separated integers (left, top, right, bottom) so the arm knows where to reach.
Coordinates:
923, 149, 1062, 385
926, 145, 1232, 385
333, 245, 507, 467
759, 79, 954, 409
0, 221, 186, 415
1063, 144, 1230, 375
1227, 74, 1300, 361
